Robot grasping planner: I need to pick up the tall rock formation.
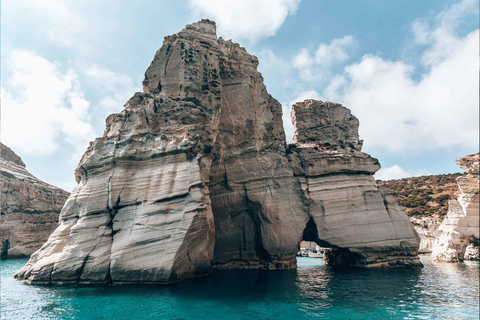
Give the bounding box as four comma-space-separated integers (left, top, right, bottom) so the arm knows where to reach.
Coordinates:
16, 21, 222, 284
287, 100, 420, 267
15, 20, 421, 285
1, 143, 69, 259
431, 153, 480, 262
207, 38, 306, 270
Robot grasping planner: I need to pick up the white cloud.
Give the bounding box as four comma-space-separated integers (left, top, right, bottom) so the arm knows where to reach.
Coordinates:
375, 164, 430, 181
84, 65, 141, 114
292, 35, 357, 80
292, 48, 313, 69
188, 0, 301, 42
324, 0, 479, 154
282, 90, 322, 143
412, 0, 479, 66
2, 0, 85, 48
315, 35, 356, 66
1, 50, 95, 160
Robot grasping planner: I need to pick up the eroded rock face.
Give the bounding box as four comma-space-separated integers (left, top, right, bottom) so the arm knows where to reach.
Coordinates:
410, 215, 443, 253
287, 100, 421, 267
1, 143, 69, 259
208, 38, 307, 270
464, 244, 480, 260
15, 20, 222, 284
291, 100, 363, 151
431, 153, 480, 262
15, 20, 421, 285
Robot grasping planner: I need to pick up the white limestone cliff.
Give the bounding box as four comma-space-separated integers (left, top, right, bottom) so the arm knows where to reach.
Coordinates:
431, 153, 479, 262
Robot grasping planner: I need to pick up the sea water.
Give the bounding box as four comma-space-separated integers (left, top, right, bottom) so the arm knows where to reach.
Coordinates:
1, 256, 478, 320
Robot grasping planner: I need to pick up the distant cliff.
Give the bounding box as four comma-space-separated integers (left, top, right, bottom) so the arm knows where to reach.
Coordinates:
0, 143, 69, 258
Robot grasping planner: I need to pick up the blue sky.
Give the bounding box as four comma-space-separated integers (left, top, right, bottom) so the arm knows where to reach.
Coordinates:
1, 0, 479, 191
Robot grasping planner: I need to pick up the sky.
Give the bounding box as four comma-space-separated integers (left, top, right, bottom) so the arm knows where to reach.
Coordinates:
1, 0, 479, 191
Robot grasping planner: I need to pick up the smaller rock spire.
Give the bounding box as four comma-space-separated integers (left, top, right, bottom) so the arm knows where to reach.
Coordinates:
291, 99, 363, 151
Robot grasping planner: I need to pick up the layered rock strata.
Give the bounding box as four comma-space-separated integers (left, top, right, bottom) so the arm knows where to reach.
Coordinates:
431, 153, 480, 262
287, 100, 420, 267
16, 21, 222, 284
15, 20, 421, 285
1, 143, 69, 259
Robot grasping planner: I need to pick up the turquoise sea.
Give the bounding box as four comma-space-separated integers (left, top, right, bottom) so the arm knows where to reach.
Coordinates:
1, 256, 478, 320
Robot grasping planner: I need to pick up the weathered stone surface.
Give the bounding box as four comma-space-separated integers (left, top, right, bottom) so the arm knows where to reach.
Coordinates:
431, 153, 480, 262
410, 215, 443, 253
292, 100, 363, 151
464, 244, 480, 260
456, 153, 479, 175
208, 37, 306, 270
15, 21, 421, 285
1, 143, 69, 259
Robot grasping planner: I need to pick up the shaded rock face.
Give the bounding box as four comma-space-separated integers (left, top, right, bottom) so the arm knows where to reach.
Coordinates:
15, 20, 421, 285
431, 153, 480, 262
287, 100, 420, 267
208, 38, 306, 270
1, 143, 69, 259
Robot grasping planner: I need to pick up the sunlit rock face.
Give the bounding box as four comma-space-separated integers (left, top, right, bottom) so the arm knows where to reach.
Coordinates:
1, 143, 69, 259
15, 20, 222, 284
410, 216, 442, 253
431, 153, 480, 262
15, 21, 421, 285
287, 100, 421, 267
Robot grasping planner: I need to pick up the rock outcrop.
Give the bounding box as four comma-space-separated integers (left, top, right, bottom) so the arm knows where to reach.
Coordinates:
1, 143, 69, 259
410, 216, 443, 253
287, 100, 420, 267
15, 20, 421, 285
431, 153, 480, 262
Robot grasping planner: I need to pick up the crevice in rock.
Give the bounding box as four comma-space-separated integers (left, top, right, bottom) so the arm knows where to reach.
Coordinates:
244, 184, 271, 261
152, 192, 189, 204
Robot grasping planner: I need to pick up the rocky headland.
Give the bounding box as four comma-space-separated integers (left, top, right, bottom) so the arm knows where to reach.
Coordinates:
1, 143, 69, 259
431, 153, 479, 262
15, 20, 421, 285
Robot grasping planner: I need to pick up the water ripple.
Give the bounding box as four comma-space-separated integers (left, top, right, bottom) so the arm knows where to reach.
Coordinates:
1, 256, 478, 320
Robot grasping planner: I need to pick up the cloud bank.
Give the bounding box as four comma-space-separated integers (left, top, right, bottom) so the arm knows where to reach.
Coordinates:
2, 50, 95, 160
293, 35, 357, 80
285, 0, 479, 155
189, 0, 301, 42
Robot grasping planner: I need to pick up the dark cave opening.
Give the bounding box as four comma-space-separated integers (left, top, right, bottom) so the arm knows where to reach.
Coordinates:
301, 216, 332, 248
297, 217, 332, 260
298, 217, 361, 267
